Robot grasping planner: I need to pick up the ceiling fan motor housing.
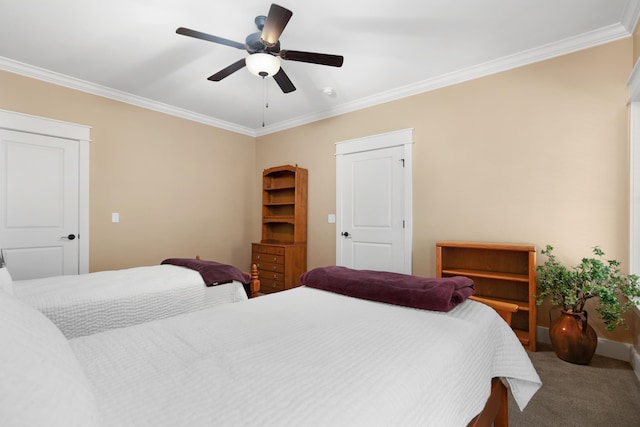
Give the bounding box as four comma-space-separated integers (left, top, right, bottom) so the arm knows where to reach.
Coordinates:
246, 31, 280, 54
254, 15, 266, 31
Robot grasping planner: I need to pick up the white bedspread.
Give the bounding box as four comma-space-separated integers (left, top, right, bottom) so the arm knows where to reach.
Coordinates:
70, 286, 541, 427
14, 265, 247, 339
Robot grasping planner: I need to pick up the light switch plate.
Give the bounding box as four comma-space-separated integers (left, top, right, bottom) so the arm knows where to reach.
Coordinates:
328, 214, 336, 224
112, 212, 119, 223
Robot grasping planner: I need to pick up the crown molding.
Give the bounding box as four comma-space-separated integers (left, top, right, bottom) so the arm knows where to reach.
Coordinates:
629, 60, 640, 101
1, 20, 633, 138
621, 0, 640, 33
258, 23, 632, 136
0, 56, 257, 137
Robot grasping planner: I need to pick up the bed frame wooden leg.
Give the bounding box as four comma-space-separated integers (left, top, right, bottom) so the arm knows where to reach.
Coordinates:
249, 264, 260, 298
467, 378, 508, 427
494, 380, 508, 427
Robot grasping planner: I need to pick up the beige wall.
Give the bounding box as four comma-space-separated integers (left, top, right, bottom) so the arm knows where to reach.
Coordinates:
0, 70, 256, 272
257, 39, 635, 342
1, 37, 637, 343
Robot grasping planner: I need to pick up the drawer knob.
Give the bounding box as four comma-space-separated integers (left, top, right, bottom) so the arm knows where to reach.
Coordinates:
272, 257, 277, 262
256, 255, 261, 260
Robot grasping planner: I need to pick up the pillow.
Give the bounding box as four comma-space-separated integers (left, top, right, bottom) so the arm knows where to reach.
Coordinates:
0, 267, 13, 295
0, 290, 101, 427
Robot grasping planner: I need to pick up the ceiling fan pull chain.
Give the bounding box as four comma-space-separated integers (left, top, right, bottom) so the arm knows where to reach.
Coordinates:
265, 77, 269, 109
261, 75, 272, 128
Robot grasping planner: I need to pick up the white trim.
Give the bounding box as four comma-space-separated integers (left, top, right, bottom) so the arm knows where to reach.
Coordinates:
335, 129, 414, 274
536, 326, 632, 362
622, 0, 640, 34
628, 61, 640, 102
0, 109, 90, 274
628, 58, 640, 315
0, 109, 90, 141
631, 345, 640, 384
335, 128, 414, 155
0, 57, 256, 137
630, 72, 640, 368
78, 141, 90, 274
259, 24, 632, 136
630, 102, 640, 276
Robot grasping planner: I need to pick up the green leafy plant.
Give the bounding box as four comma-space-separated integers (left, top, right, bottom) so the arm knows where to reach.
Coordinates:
536, 244, 640, 331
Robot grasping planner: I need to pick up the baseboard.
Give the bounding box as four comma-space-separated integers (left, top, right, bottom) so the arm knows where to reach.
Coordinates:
536, 326, 632, 362
631, 346, 640, 384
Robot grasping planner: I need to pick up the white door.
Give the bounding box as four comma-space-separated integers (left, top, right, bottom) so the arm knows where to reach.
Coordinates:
0, 128, 82, 279
336, 129, 413, 274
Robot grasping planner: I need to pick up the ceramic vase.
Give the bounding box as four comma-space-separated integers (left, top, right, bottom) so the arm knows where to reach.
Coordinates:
549, 310, 597, 365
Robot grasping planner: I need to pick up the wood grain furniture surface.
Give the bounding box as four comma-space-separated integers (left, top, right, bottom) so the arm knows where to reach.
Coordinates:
436, 240, 537, 351
251, 242, 306, 293
253, 165, 308, 294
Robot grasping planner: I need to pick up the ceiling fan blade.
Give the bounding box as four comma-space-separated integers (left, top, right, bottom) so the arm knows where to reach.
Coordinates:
260, 4, 293, 46
176, 27, 245, 50
273, 68, 296, 93
280, 50, 344, 67
207, 59, 247, 81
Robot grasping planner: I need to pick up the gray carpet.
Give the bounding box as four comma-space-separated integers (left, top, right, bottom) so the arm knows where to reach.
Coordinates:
509, 344, 640, 426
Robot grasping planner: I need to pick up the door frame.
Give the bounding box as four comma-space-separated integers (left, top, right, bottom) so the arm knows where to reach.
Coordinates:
0, 109, 91, 274
335, 128, 414, 273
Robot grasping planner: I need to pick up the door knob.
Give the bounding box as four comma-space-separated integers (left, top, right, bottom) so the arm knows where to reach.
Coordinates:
341, 231, 350, 237
61, 234, 76, 240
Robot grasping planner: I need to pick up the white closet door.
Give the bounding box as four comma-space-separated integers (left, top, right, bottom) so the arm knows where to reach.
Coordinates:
336, 129, 413, 274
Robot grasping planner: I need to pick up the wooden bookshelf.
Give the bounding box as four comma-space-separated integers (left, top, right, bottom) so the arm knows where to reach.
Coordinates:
436, 241, 537, 351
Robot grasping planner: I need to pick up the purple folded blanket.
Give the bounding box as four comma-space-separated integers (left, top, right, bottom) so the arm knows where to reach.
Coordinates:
161, 258, 250, 286
299, 266, 474, 312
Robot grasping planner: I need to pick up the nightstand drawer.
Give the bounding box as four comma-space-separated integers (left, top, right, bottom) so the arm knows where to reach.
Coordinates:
251, 242, 306, 294
257, 270, 283, 281
252, 244, 285, 256
252, 253, 284, 264
254, 261, 285, 273
261, 279, 285, 293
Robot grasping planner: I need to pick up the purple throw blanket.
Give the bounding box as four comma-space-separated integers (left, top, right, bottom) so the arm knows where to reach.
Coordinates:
161, 258, 250, 287
299, 266, 474, 312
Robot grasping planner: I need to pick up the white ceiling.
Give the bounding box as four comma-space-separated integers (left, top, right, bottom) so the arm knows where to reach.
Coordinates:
0, 1, 638, 136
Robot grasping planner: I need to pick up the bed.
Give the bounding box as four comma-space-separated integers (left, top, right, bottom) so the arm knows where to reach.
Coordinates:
5, 258, 260, 339
0, 266, 541, 427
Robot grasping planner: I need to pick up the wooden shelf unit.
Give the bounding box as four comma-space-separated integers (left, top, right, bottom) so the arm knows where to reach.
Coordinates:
261, 165, 307, 244
253, 165, 308, 294
436, 241, 537, 351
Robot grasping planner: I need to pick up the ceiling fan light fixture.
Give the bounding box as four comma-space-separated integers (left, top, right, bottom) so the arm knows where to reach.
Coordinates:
246, 53, 281, 77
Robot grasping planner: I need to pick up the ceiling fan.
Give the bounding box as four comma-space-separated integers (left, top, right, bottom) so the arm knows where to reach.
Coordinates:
176, 3, 344, 93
